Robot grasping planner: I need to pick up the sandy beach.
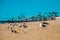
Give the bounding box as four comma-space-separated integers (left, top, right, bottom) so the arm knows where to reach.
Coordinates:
0, 20, 60, 40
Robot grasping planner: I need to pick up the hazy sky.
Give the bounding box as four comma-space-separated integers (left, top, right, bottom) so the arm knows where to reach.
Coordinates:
0, 0, 60, 20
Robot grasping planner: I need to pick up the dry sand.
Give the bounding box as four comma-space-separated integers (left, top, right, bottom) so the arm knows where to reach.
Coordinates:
0, 20, 60, 40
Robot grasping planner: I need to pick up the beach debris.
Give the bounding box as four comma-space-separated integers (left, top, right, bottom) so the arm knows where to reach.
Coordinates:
39, 22, 49, 28
10, 23, 16, 27
6, 23, 17, 29
42, 22, 49, 25
11, 30, 18, 33
19, 23, 27, 28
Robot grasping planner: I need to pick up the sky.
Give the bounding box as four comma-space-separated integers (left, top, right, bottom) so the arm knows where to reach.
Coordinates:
0, 0, 60, 20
